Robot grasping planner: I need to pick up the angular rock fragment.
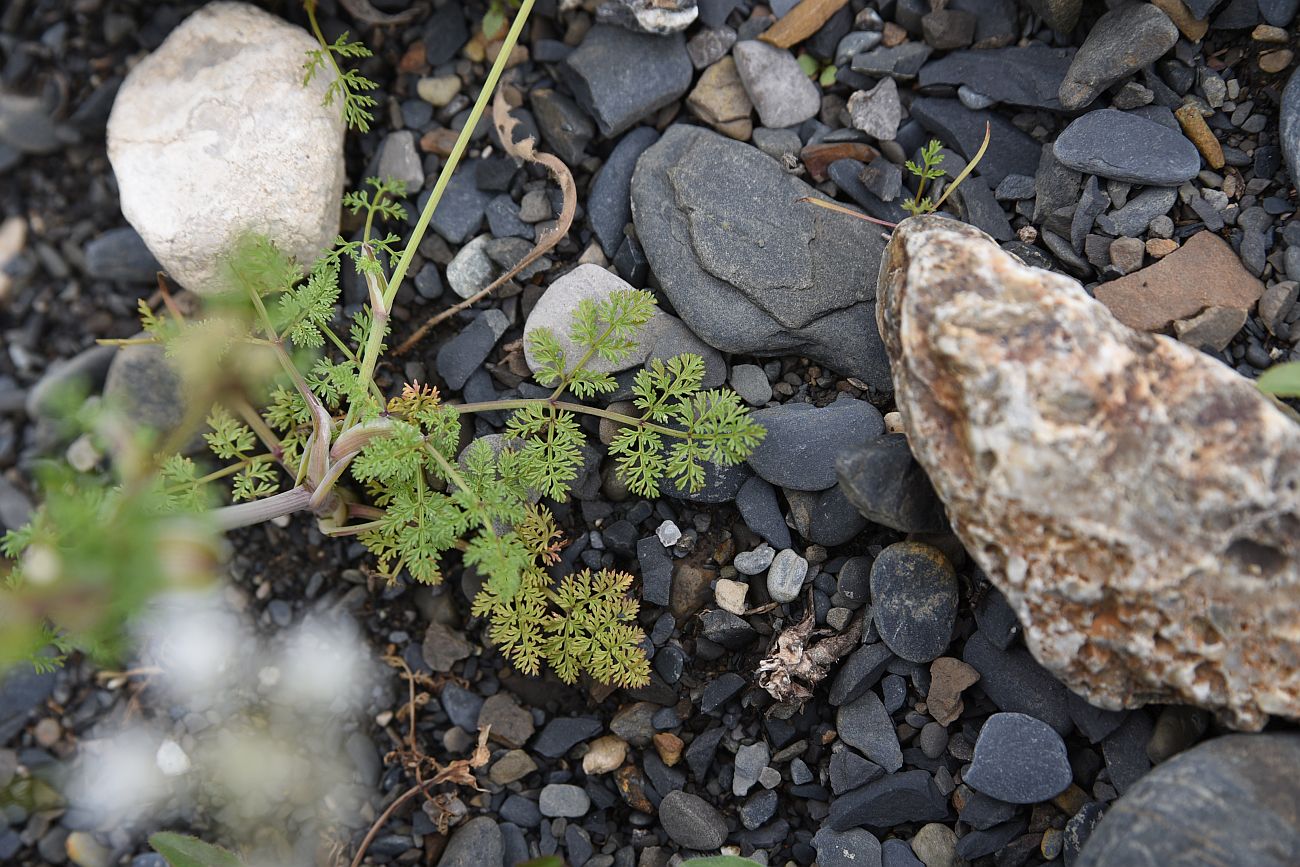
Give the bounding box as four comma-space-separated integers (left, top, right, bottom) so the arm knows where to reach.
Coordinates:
877, 215, 1300, 730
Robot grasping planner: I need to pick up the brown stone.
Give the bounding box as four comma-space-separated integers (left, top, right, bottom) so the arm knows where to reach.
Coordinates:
477, 693, 535, 748
1145, 237, 1178, 258
927, 656, 980, 726
686, 57, 754, 142
799, 141, 880, 182
1259, 49, 1294, 74
1094, 231, 1264, 333
878, 215, 1300, 729
882, 22, 907, 47
670, 561, 715, 620
1150, 0, 1208, 41
653, 732, 684, 766
1175, 104, 1225, 169
419, 128, 460, 156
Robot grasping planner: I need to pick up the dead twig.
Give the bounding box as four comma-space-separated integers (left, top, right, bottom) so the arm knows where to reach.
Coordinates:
393, 84, 577, 356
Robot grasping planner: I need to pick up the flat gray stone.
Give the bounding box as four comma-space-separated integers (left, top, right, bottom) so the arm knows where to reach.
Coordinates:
733, 40, 820, 129
631, 125, 892, 387
1053, 109, 1200, 186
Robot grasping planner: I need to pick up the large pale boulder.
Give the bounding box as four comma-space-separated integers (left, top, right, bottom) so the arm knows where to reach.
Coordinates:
877, 215, 1300, 730
107, 2, 345, 294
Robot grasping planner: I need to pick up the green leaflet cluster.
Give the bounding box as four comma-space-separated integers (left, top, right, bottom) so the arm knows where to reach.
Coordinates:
16, 196, 762, 686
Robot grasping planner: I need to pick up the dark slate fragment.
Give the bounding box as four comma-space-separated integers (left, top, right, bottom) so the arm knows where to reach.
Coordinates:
1033, 146, 1082, 226
966, 712, 1073, 804
1070, 175, 1109, 252
959, 787, 1021, 830
1077, 735, 1300, 867
909, 97, 1041, 186
533, 717, 603, 758
881, 837, 925, 867
736, 476, 793, 549
1259, 0, 1299, 26
426, 170, 491, 244
83, 227, 159, 283
439, 683, 483, 731
1053, 110, 1201, 186
827, 159, 911, 224
955, 816, 1030, 860
636, 536, 673, 607
829, 770, 950, 830
698, 0, 743, 27
530, 88, 594, 167
423, 3, 469, 65
786, 485, 868, 546
1214, 0, 1260, 28
0, 666, 56, 744
700, 609, 757, 649
560, 26, 692, 137
747, 398, 885, 492
837, 690, 903, 771
1063, 801, 1106, 866
1101, 710, 1153, 795
1067, 691, 1128, 744
664, 457, 751, 504
951, 176, 1013, 242
918, 45, 1075, 110
814, 827, 884, 867
435, 310, 506, 391
659, 791, 727, 850
685, 724, 727, 779
830, 747, 886, 794
851, 43, 933, 80
485, 195, 532, 240
588, 127, 659, 257
962, 631, 1072, 735
836, 433, 947, 533
700, 672, 746, 714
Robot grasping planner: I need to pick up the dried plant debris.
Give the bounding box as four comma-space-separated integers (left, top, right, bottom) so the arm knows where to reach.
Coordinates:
758, 604, 863, 715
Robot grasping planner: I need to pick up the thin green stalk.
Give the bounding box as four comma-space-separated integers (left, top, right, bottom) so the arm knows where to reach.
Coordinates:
382, 0, 535, 309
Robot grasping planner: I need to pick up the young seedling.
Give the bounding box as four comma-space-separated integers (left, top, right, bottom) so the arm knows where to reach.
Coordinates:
797, 121, 993, 229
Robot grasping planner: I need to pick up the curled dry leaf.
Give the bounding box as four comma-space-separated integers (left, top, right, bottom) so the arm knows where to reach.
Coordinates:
395, 85, 579, 355
338, 0, 420, 25
757, 605, 863, 716
432, 725, 492, 789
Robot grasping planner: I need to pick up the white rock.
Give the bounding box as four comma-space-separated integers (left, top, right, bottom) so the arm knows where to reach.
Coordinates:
656, 520, 682, 546
715, 578, 749, 615
848, 78, 902, 141
107, 2, 345, 295
767, 549, 809, 603
523, 263, 660, 375
155, 739, 191, 776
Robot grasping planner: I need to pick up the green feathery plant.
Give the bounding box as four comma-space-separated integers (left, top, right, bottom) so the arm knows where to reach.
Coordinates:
902, 140, 947, 216
302, 0, 379, 132
0, 0, 765, 689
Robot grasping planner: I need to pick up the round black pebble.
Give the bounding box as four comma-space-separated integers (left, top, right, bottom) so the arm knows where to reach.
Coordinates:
870, 541, 958, 663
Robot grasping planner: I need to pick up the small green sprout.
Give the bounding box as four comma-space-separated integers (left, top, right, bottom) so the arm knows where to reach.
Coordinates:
302, 0, 379, 131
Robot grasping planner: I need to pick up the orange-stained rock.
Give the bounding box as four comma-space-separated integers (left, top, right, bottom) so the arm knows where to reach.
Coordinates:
877, 215, 1300, 730
1094, 230, 1263, 333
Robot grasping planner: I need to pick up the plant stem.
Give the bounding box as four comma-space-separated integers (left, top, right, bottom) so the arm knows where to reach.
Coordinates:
212, 485, 313, 530
382, 0, 535, 309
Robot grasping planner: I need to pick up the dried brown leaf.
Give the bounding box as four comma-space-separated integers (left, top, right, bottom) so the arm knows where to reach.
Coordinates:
339, 0, 420, 25
757, 607, 863, 713
759, 0, 851, 49
395, 85, 578, 355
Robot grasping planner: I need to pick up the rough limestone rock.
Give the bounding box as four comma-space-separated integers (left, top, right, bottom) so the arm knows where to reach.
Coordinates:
107, 2, 345, 294
631, 125, 891, 389
877, 215, 1300, 730
1078, 734, 1300, 867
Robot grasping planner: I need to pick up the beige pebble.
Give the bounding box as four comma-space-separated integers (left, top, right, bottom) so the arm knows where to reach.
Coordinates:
1252, 24, 1290, 43
581, 735, 627, 775
884, 410, 905, 433
1259, 49, 1293, 74
1146, 238, 1179, 258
